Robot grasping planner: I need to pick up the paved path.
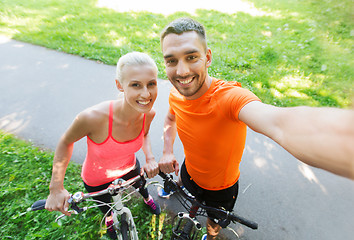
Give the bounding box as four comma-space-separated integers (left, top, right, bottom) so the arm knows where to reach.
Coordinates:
1, 37, 353, 240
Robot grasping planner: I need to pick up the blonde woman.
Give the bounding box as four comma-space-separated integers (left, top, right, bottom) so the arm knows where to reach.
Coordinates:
46, 52, 160, 239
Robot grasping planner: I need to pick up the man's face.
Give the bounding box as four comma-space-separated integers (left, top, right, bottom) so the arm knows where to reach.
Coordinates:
162, 31, 212, 100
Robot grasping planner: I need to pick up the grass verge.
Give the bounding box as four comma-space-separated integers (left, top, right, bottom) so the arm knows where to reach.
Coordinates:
0, 0, 353, 107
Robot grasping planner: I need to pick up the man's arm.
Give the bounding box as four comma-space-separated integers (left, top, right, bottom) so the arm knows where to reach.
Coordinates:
142, 133, 159, 178
141, 109, 159, 178
239, 101, 354, 180
158, 111, 180, 175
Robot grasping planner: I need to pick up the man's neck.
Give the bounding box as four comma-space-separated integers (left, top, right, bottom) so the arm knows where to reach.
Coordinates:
185, 75, 213, 100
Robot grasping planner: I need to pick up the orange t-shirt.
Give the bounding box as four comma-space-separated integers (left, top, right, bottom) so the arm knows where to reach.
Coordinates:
169, 78, 260, 190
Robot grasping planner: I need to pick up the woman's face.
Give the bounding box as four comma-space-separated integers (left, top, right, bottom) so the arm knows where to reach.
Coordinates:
117, 64, 158, 113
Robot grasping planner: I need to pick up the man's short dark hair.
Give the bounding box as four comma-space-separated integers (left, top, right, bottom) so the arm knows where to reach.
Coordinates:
161, 18, 207, 49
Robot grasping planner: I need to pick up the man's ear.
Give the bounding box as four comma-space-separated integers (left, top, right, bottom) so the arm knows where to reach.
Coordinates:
116, 79, 124, 92
206, 48, 212, 68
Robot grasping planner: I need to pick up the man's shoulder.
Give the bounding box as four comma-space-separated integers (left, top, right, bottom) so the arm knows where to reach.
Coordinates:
211, 79, 246, 99
212, 78, 260, 104
213, 78, 242, 90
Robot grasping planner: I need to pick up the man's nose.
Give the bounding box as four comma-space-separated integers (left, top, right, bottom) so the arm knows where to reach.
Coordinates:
176, 61, 189, 76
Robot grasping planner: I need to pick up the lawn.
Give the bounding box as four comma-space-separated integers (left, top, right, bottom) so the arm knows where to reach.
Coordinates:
0, 0, 352, 107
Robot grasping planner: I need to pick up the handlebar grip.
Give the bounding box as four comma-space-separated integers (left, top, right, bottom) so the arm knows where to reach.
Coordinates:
158, 171, 177, 194
158, 171, 167, 179
231, 214, 258, 229
31, 199, 47, 211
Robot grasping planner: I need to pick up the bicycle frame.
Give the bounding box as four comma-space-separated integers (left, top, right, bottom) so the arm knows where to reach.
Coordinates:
158, 172, 258, 240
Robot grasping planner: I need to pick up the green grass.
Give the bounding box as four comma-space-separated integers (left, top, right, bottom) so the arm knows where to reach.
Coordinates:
0, 0, 352, 108
0, 131, 173, 239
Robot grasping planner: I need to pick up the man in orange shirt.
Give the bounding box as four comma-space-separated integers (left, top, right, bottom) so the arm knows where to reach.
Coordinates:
158, 18, 354, 240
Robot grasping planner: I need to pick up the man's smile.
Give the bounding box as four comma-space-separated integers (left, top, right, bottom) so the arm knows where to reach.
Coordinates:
176, 76, 195, 85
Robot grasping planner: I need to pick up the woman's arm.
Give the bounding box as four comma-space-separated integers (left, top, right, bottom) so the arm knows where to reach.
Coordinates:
239, 101, 354, 180
46, 112, 92, 215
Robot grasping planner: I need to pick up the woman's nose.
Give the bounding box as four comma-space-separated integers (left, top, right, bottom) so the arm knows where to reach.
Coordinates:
140, 86, 151, 98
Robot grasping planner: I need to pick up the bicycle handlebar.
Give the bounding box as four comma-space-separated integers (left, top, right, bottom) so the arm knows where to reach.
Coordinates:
158, 172, 258, 230
31, 175, 144, 212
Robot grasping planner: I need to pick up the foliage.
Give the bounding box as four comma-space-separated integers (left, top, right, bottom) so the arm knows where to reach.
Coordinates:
0, 131, 172, 239
0, 0, 352, 107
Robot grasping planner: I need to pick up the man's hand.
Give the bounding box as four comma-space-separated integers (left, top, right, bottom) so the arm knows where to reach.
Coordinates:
159, 153, 179, 176
45, 188, 71, 216
142, 159, 159, 178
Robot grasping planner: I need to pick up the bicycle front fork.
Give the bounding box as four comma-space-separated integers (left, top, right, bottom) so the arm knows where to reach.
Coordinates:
171, 212, 202, 240
112, 194, 139, 240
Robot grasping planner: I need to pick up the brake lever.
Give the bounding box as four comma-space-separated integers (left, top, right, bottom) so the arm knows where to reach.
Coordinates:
55, 210, 75, 222
68, 193, 85, 213
163, 174, 178, 193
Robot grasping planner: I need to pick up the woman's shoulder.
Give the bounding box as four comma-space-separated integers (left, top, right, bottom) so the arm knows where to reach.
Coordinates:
77, 101, 112, 123
146, 108, 156, 120
144, 108, 156, 126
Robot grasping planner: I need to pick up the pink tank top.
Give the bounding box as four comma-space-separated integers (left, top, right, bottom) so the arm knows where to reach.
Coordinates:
81, 101, 145, 186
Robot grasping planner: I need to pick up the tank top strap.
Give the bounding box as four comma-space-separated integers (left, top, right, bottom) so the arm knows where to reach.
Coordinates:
108, 101, 114, 137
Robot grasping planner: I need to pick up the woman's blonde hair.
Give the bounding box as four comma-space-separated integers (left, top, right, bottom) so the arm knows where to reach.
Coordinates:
116, 52, 158, 83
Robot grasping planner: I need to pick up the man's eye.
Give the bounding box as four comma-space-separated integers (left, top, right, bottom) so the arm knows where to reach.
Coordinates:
188, 56, 197, 60
131, 83, 140, 87
166, 59, 176, 64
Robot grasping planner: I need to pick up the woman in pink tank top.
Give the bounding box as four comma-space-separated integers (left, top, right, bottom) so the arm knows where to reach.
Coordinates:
45, 52, 160, 239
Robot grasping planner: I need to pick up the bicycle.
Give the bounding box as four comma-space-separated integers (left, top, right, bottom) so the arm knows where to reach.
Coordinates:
31, 175, 149, 240
157, 172, 258, 240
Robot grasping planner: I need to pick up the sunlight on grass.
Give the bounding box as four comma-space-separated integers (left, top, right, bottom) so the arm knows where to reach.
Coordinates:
261, 31, 272, 37
284, 89, 310, 99
270, 89, 284, 99
275, 74, 314, 90
83, 32, 98, 43
114, 37, 127, 47
1, 15, 40, 34
96, 0, 271, 16
58, 14, 75, 23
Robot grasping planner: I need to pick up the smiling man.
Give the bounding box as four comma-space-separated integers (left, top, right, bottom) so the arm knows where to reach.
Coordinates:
158, 18, 354, 240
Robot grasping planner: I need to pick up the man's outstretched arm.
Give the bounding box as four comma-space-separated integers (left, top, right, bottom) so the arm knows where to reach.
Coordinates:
239, 101, 354, 180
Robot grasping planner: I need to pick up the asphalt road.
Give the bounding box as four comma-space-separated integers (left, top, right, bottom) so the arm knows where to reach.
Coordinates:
1, 37, 353, 239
